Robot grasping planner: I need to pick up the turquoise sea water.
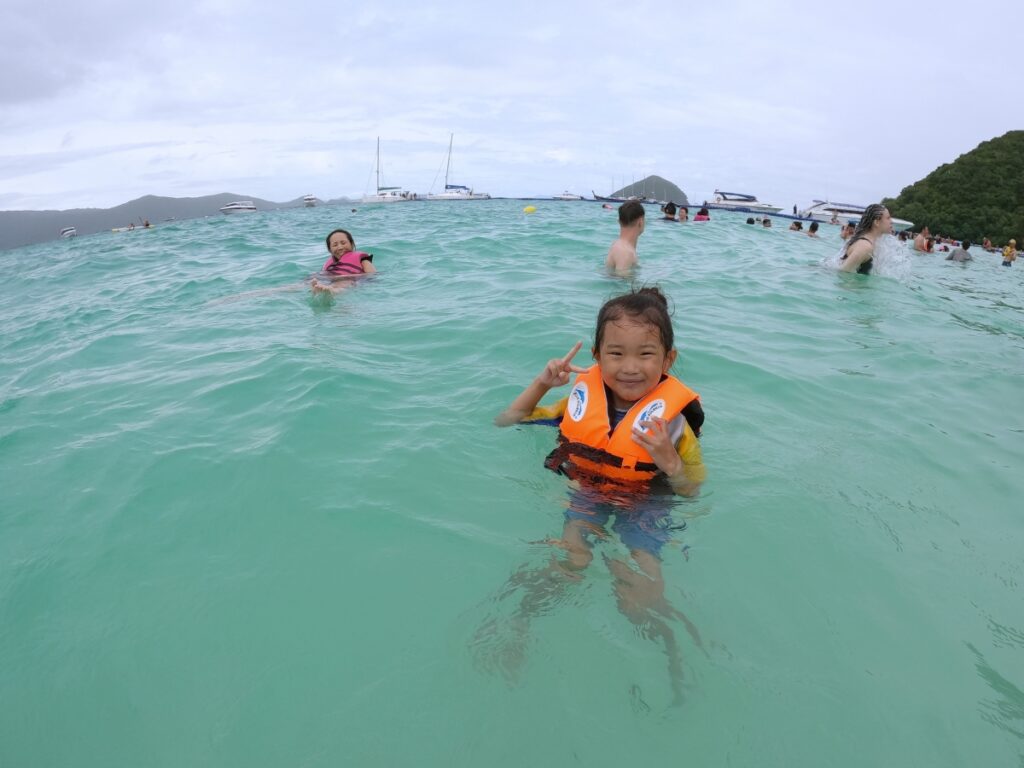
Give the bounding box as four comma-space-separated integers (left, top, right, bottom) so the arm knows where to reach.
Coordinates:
1, 201, 1022, 766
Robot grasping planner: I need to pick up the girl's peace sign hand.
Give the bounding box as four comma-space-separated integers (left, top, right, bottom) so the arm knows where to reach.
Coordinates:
535, 341, 589, 388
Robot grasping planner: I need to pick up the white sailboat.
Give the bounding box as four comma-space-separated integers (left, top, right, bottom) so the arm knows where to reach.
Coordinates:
426, 134, 490, 200
362, 138, 415, 203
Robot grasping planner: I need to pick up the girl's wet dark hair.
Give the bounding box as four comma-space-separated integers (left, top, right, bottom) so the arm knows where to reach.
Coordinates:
325, 228, 355, 252
594, 286, 674, 353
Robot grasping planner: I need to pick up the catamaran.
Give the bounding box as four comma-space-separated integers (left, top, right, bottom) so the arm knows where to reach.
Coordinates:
362, 138, 415, 203
426, 134, 490, 200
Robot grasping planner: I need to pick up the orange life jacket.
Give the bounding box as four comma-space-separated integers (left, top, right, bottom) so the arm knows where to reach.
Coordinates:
545, 365, 699, 489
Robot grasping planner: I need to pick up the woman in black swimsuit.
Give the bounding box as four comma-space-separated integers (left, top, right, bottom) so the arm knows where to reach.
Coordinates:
838, 204, 892, 275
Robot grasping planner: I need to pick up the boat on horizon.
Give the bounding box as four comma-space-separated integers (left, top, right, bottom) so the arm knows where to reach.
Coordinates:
708, 190, 782, 214
363, 138, 416, 203
59, 226, 77, 238
219, 201, 257, 215
303, 194, 317, 207
426, 134, 490, 200
553, 191, 585, 201
800, 200, 913, 231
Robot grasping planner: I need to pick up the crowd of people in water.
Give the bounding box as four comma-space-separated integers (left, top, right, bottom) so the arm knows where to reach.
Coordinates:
892, 227, 1018, 266
592, 199, 1019, 276
313, 200, 1020, 295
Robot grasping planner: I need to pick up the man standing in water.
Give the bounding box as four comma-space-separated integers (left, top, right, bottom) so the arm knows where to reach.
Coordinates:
605, 201, 646, 275
946, 240, 973, 262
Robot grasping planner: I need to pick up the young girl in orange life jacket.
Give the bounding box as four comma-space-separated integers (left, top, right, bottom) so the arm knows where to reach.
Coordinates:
495, 286, 705, 501
491, 288, 707, 695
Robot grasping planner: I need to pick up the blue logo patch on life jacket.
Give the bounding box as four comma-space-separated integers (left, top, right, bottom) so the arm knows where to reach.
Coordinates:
568, 382, 588, 422
633, 398, 666, 432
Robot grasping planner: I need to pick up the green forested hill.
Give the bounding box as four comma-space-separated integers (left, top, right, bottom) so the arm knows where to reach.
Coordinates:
883, 131, 1024, 244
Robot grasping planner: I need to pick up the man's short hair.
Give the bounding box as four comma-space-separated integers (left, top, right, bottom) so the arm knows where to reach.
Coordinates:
619, 200, 645, 225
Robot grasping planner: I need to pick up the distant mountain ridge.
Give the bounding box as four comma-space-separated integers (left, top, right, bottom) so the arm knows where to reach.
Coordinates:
0, 193, 333, 251
883, 131, 1024, 244
608, 175, 689, 206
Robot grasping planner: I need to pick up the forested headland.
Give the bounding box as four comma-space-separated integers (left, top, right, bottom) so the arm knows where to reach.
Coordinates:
883, 131, 1023, 245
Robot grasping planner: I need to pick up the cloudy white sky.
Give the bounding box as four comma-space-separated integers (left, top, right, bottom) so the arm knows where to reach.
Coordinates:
2, 0, 1021, 211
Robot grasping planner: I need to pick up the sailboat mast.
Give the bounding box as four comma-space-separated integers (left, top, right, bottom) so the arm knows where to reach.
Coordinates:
376, 137, 381, 193
444, 133, 453, 187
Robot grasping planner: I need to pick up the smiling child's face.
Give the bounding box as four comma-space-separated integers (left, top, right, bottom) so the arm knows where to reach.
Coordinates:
594, 318, 676, 410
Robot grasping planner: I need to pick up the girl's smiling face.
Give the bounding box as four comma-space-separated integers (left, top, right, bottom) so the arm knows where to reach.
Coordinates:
328, 231, 354, 257
594, 318, 676, 410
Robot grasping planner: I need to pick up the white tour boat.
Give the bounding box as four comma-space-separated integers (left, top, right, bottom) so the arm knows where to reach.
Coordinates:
800, 200, 913, 231
553, 191, 585, 200
303, 194, 317, 207
710, 190, 782, 214
219, 201, 257, 214
59, 226, 77, 238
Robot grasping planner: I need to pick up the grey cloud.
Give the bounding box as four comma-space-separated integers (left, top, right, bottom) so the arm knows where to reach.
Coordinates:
0, 141, 176, 177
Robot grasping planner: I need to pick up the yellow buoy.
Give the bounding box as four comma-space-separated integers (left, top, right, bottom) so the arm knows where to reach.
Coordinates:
523, 205, 537, 214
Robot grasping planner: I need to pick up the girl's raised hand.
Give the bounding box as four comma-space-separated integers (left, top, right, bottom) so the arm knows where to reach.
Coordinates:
633, 417, 683, 476
535, 341, 588, 388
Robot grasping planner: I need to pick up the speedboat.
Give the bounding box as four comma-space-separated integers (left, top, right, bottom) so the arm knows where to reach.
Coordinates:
362, 138, 416, 203
800, 200, 913, 231
303, 194, 317, 207
426, 134, 490, 200
553, 191, 585, 201
59, 226, 77, 238
219, 201, 257, 214
709, 190, 782, 214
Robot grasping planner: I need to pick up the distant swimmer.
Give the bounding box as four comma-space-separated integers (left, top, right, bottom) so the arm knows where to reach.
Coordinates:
838, 203, 891, 275
1003, 239, 1017, 267
677, 206, 689, 222
945, 240, 973, 262
693, 207, 710, 222
661, 202, 678, 220
807, 222, 820, 237
312, 228, 376, 296
605, 201, 645, 275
